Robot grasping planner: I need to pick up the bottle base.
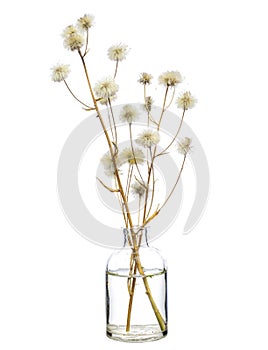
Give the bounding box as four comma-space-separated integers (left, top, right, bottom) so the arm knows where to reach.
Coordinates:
106, 324, 167, 342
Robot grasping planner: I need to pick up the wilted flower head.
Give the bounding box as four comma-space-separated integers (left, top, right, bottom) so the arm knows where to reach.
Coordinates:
136, 129, 160, 148
100, 152, 121, 177
94, 77, 119, 99
77, 14, 94, 32
138, 72, 153, 85
144, 96, 153, 112
120, 104, 139, 124
131, 181, 147, 197
176, 91, 197, 110
119, 147, 145, 165
178, 137, 192, 155
158, 70, 183, 87
63, 25, 84, 51
62, 25, 77, 38
108, 44, 129, 61
51, 63, 70, 82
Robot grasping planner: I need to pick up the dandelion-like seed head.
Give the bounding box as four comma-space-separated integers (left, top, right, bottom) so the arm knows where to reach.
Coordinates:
158, 70, 183, 87
63, 32, 84, 51
120, 104, 139, 124
51, 63, 70, 82
119, 147, 145, 165
77, 14, 94, 32
62, 25, 77, 38
108, 44, 129, 61
131, 181, 147, 197
176, 91, 197, 110
138, 72, 153, 85
178, 137, 192, 155
94, 77, 119, 99
136, 129, 160, 148
100, 152, 121, 177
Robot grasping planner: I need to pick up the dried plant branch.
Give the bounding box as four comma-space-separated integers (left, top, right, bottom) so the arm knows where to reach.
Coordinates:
156, 108, 186, 158
97, 177, 120, 193
63, 80, 91, 108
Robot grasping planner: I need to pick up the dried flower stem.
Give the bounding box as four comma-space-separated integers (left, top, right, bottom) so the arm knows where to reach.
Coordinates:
165, 87, 176, 110
141, 85, 170, 222
108, 97, 118, 145
129, 124, 145, 184
145, 147, 157, 220
144, 85, 151, 126
63, 80, 92, 108
138, 195, 142, 226
106, 104, 116, 142
157, 86, 169, 131
143, 85, 157, 126
83, 30, 89, 57
125, 164, 133, 200
113, 59, 119, 79
126, 260, 137, 331
156, 108, 186, 158
97, 177, 120, 193
159, 153, 187, 211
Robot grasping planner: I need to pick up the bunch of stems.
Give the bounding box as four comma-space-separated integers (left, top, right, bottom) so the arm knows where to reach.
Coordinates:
60, 34, 189, 333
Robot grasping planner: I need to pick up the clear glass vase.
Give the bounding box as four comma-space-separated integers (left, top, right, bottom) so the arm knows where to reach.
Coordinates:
106, 226, 168, 342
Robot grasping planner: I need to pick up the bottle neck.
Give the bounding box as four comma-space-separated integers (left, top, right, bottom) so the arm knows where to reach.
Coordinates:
123, 226, 149, 248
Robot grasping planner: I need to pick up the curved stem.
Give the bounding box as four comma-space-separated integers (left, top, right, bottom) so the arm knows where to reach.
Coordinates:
165, 86, 175, 110
157, 86, 169, 131
113, 59, 119, 79
156, 108, 186, 158
159, 153, 187, 211
63, 80, 91, 108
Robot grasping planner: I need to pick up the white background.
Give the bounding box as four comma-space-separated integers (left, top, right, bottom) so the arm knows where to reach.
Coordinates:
1, 0, 268, 349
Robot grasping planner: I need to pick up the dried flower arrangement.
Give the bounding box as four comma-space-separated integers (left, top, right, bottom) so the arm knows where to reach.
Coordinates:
52, 13, 197, 340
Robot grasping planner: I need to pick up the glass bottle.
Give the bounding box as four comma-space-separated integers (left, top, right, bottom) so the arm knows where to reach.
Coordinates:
106, 226, 168, 342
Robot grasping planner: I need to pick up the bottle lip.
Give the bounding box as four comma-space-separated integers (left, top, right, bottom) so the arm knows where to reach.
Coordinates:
122, 226, 150, 234
122, 226, 150, 247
